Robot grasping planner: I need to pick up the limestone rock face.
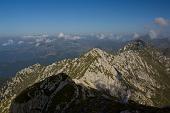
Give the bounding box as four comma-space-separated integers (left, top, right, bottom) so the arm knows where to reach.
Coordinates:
0, 64, 45, 113
9, 73, 170, 113
10, 73, 79, 113
1, 40, 170, 113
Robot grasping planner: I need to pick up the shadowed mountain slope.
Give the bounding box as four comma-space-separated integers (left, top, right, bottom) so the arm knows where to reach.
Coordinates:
9, 73, 170, 113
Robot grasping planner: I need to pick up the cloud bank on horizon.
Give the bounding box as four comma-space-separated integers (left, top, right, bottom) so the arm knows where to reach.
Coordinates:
154, 17, 169, 27
147, 17, 170, 39
2, 39, 14, 46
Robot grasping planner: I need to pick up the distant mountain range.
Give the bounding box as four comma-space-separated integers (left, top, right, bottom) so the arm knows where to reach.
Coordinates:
0, 40, 170, 113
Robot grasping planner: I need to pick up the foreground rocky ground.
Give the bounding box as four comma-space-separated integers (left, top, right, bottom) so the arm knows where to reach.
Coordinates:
10, 73, 170, 113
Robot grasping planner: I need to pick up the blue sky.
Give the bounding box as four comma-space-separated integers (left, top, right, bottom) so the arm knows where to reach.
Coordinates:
0, 0, 170, 35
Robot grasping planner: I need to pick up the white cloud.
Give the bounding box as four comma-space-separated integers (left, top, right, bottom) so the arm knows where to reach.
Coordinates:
149, 30, 158, 39
154, 17, 169, 26
58, 32, 65, 38
63, 35, 80, 40
115, 34, 122, 40
2, 39, 14, 46
17, 41, 24, 44
34, 38, 54, 46
23, 34, 48, 38
96, 33, 105, 39
35, 38, 45, 43
45, 38, 53, 43
133, 33, 140, 39
57, 32, 81, 40
41, 34, 49, 38
71, 36, 81, 40
23, 35, 34, 38
143, 17, 170, 39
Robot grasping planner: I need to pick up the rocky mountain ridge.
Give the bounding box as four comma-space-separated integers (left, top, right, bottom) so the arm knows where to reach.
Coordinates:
0, 40, 170, 113
9, 73, 170, 113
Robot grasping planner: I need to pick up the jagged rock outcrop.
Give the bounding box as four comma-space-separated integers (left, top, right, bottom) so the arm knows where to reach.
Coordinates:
9, 73, 170, 113
1, 40, 170, 113
0, 64, 45, 113
122, 39, 146, 51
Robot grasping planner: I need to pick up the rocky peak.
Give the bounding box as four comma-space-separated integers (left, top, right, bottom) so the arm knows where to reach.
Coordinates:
1, 40, 170, 113
17, 63, 42, 75
122, 39, 146, 51
84, 48, 108, 58
0, 64, 45, 113
88, 48, 104, 53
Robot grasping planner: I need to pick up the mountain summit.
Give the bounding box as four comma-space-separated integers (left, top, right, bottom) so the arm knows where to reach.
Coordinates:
122, 39, 146, 51
0, 40, 170, 113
